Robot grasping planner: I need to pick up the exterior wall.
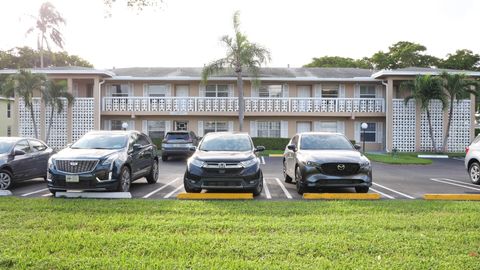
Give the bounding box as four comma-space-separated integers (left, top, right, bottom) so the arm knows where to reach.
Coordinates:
0, 99, 15, 137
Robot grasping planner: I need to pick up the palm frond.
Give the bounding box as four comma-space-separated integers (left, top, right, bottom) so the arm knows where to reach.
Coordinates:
201, 58, 229, 83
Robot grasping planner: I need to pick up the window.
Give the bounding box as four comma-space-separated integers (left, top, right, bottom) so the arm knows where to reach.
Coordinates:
296, 122, 312, 133
7, 126, 11, 137
111, 120, 125, 130
7, 103, 11, 118
322, 84, 339, 98
204, 121, 228, 135
14, 140, 31, 153
360, 85, 376, 98
175, 121, 188, 131
291, 135, 299, 146
360, 123, 377, 142
146, 84, 168, 97
206, 85, 229, 97
259, 85, 283, 97
109, 84, 130, 97
257, 121, 281, 138
29, 140, 47, 152
147, 121, 166, 139
318, 121, 338, 133
137, 134, 150, 146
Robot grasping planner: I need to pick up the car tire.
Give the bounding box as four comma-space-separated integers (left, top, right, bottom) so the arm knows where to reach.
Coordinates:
295, 166, 306, 195
162, 155, 168, 162
0, 170, 13, 190
146, 160, 159, 184
184, 179, 201, 193
355, 186, 369, 193
469, 162, 480, 185
251, 171, 264, 196
117, 166, 131, 192
283, 160, 293, 183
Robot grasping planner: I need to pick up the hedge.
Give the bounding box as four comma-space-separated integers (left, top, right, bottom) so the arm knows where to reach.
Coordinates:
252, 137, 290, 150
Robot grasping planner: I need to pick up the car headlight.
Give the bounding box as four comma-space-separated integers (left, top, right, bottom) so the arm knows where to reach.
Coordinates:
48, 157, 55, 168
188, 157, 205, 167
306, 161, 322, 167
102, 154, 119, 167
360, 159, 371, 169
240, 158, 258, 167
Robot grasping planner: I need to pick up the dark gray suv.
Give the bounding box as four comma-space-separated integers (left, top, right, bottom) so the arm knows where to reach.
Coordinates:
161, 131, 199, 161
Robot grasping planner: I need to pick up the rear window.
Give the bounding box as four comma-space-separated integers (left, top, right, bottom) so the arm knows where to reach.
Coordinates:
165, 133, 190, 141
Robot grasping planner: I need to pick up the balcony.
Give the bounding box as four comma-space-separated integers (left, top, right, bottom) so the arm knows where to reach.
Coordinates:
102, 97, 385, 114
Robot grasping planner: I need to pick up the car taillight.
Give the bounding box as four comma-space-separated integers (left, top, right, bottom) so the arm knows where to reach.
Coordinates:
466, 146, 469, 155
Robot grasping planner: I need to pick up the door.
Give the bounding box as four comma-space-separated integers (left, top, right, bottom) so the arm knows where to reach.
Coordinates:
297, 86, 311, 112
176, 85, 189, 111
9, 140, 33, 180
28, 139, 52, 178
128, 133, 143, 178
285, 135, 299, 177
136, 134, 154, 176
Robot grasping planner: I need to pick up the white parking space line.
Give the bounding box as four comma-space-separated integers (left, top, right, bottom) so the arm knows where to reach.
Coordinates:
274, 178, 293, 199
142, 178, 180, 198
440, 178, 479, 188
430, 178, 480, 192
21, 188, 49, 197
164, 184, 184, 198
370, 187, 395, 199
263, 179, 272, 199
372, 183, 415, 199
260, 156, 266, 165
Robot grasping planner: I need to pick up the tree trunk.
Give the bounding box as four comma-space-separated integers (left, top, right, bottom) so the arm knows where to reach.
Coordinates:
442, 98, 454, 153
426, 108, 438, 153
40, 49, 44, 68
46, 106, 55, 145
237, 73, 244, 132
29, 105, 39, 139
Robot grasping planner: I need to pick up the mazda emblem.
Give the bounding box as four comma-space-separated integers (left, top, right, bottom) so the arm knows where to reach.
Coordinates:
337, 164, 345, 171
70, 162, 78, 166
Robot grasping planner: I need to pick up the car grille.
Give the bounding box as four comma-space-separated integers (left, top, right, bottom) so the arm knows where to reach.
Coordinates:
320, 163, 360, 176
56, 160, 99, 174
202, 178, 243, 187
203, 162, 243, 169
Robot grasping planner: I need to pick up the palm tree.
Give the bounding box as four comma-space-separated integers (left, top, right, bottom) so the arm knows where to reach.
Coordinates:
401, 75, 447, 152
202, 11, 271, 131
26, 2, 66, 68
43, 80, 74, 144
1, 70, 47, 139
439, 72, 478, 152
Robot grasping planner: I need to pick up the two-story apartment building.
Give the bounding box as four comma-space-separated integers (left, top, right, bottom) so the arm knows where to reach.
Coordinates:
2, 66, 477, 152
0, 97, 15, 137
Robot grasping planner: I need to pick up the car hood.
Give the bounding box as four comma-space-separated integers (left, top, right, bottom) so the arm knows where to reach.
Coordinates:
194, 151, 255, 162
298, 150, 366, 163
53, 148, 123, 160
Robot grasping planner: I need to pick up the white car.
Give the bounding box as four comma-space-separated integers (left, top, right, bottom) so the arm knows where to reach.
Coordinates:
465, 135, 480, 184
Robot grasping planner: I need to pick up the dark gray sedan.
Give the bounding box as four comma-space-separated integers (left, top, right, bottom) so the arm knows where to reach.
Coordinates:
0, 137, 53, 190
283, 132, 372, 194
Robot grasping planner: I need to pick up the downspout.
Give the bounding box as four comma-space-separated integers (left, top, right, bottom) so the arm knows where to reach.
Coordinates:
98, 79, 105, 130
381, 80, 389, 152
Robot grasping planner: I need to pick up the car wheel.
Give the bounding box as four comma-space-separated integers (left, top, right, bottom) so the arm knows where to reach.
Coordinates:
295, 166, 306, 195
355, 186, 369, 193
0, 170, 12, 190
146, 160, 159, 184
162, 155, 168, 162
183, 179, 201, 193
252, 171, 264, 196
469, 162, 480, 184
117, 167, 131, 192
283, 160, 292, 183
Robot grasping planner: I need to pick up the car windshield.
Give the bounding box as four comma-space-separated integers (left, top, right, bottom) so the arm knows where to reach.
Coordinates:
165, 133, 190, 141
0, 141, 14, 154
71, 134, 128, 149
300, 134, 353, 150
199, 134, 252, 152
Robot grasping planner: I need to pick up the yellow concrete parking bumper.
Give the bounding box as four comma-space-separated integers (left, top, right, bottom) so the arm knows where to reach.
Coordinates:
303, 193, 381, 200
423, 194, 480, 201
268, 154, 284, 157
177, 192, 253, 200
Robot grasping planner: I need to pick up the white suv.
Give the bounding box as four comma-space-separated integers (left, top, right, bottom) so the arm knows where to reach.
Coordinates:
465, 135, 480, 184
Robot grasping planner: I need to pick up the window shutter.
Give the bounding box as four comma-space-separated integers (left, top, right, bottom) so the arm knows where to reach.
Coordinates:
129, 120, 135, 130
128, 83, 133, 96
339, 84, 345, 98
228, 84, 235, 97
104, 120, 111, 130
354, 84, 360, 98
337, 121, 345, 135
375, 85, 383, 98
376, 122, 383, 143
199, 84, 206, 97
165, 121, 171, 132
166, 84, 172, 97
142, 120, 148, 134
314, 121, 321, 132
282, 84, 289, 97
250, 121, 258, 137
228, 121, 234, 131
314, 84, 322, 98
354, 122, 360, 143
143, 84, 148, 96
197, 121, 204, 137
106, 85, 112, 97
281, 121, 289, 138
251, 83, 259, 97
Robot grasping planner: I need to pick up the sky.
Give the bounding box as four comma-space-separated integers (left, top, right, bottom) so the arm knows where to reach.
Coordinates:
0, 0, 479, 69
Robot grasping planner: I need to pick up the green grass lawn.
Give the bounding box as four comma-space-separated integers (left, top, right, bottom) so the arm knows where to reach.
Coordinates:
1, 198, 480, 269
366, 153, 433, 165
259, 149, 284, 156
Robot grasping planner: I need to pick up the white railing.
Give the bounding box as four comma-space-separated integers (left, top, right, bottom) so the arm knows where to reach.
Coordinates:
102, 97, 385, 113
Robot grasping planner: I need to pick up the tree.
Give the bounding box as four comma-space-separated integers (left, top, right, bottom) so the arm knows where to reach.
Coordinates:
370, 41, 440, 69
26, 2, 66, 68
202, 11, 271, 131
439, 72, 477, 152
304, 56, 373, 69
0, 70, 47, 139
401, 75, 447, 152
42, 80, 74, 144
438, 49, 480, 71
0, 47, 93, 69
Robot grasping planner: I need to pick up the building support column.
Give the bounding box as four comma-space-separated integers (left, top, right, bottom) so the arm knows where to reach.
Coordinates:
67, 78, 73, 144
385, 79, 394, 152
93, 77, 101, 130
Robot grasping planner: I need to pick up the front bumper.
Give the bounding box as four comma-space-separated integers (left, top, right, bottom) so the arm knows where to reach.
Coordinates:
162, 148, 192, 157
300, 165, 372, 188
184, 164, 262, 190
47, 167, 119, 191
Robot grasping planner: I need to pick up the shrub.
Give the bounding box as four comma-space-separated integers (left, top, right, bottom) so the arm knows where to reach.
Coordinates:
252, 137, 290, 150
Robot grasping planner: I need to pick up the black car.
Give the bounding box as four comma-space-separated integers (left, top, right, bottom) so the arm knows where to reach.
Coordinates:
184, 132, 265, 196
161, 131, 199, 161
283, 132, 372, 194
0, 137, 53, 190
47, 131, 158, 194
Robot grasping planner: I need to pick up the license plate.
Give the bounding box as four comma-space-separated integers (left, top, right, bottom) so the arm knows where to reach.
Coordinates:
66, 175, 79, 183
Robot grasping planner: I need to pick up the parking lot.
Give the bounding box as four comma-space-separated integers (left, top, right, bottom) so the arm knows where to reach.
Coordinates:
5, 156, 478, 200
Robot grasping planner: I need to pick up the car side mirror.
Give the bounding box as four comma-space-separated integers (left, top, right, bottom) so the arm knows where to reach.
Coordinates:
255, 146, 265, 152
13, 149, 26, 156
354, 144, 361, 150
287, 144, 297, 152
189, 146, 197, 152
